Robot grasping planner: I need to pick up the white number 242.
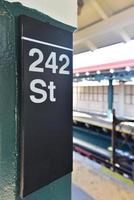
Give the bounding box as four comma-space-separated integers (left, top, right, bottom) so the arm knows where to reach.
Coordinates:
29, 48, 70, 75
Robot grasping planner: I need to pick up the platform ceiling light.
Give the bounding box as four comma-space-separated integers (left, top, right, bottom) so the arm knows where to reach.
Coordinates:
110, 69, 114, 73
85, 72, 90, 76
125, 66, 131, 72
75, 73, 79, 77
96, 70, 101, 74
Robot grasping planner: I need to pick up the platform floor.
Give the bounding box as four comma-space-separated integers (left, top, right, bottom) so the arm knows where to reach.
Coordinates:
72, 184, 94, 200
73, 152, 134, 200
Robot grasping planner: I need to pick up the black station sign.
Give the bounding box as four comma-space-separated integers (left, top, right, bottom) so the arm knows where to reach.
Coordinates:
20, 15, 73, 197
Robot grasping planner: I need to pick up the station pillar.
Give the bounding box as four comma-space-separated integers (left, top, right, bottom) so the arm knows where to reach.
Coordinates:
118, 82, 125, 116
0, 0, 77, 200
108, 79, 113, 119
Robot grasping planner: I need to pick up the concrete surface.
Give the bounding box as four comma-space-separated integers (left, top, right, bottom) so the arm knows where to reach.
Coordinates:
72, 185, 94, 200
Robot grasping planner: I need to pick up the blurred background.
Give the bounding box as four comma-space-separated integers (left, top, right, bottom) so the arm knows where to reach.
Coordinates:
72, 1, 134, 199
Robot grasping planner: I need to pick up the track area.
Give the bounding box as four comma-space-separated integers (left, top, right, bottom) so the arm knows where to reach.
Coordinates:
73, 126, 134, 180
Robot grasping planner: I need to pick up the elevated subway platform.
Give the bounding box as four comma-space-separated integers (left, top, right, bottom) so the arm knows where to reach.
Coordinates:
73, 111, 134, 136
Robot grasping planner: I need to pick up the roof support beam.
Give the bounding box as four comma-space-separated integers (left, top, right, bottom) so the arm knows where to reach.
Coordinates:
90, 0, 108, 19
86, 41, 97, 51
119, 30, 131, 42
74, 6, 134, 50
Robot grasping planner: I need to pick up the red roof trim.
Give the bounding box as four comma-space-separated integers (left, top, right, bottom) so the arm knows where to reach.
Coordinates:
73, 59, 134, 74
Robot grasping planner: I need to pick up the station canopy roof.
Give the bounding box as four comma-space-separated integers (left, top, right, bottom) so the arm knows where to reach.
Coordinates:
73, 59, 134, 82
74, 0, 134, 54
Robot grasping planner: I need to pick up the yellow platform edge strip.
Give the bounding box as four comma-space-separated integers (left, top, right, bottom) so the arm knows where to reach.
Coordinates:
101, 166, 134, 187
